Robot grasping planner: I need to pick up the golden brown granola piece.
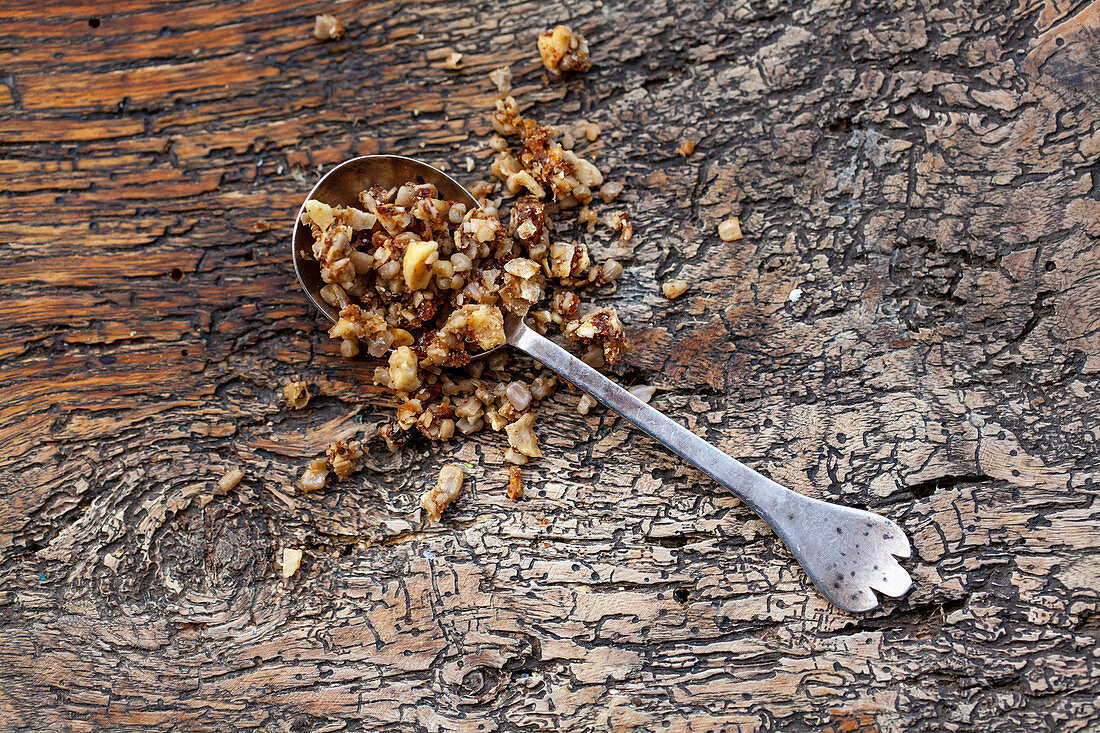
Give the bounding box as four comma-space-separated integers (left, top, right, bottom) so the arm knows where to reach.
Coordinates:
507, 466, 524, 500
564, 307, 629, 365
283, 379, 311, 409
537, 25, 591, 75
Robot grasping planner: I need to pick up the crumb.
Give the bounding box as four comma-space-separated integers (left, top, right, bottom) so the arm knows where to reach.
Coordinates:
465, 156, 476, 172
577, 394, 597, 415
283, 379, 311, 409
677, 140, 696, 156
217, 467, 245, 492
250, 219, 272, 233
280, 548, 303, 578
662, 279, 689, 299
628, 385, 657, 403
507, 466, 524, 500
312, 14, 344, 41
445, 52, 463, 70
788, 287, 803, 302
718, 217, 742, 242
584, 123, 600, 141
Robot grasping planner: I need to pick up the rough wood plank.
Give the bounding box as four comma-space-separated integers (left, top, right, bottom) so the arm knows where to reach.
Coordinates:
2, 0, 1099, 730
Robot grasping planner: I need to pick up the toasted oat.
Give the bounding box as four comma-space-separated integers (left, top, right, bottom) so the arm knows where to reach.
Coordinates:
507, 466, 524, 500
445, 52, 463, 70
283, 379, 311, 409
662, 279, 689, 299
489, 66, 513, 93
281, 548, 303, 578
719, 217, 743, 242
312, 14, 344, 41
677, 140, 696, 156
217, 467, 245, 492
421, 464, 464, 521
537, 25, 591, 76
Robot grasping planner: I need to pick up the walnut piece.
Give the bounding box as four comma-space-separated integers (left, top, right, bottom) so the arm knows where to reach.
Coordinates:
421, 464, 464, 521
283, 379, 311, 409
537, 25, 591, 75
662, 279, 689, 299
312, 14, 344, 41
280, 548, 303, 579
719, 217, 743, 242
489, 66, 513, 93
217, 468, 245, 492
677, 140, 696, 156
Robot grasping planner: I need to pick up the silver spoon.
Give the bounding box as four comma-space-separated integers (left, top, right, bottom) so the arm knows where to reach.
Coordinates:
291, 155, 913, 612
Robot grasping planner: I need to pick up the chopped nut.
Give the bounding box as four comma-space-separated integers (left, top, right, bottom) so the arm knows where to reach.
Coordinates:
507, 466, 524, 500
584, 123, 601, 141
565, 307, 629, 365
217, 468, 245, 492
537, 25, 592, 75
403, 238, 439, 291
389, 346, 422, 392
719, 217, 743, 242
281, 548, 303, 578
300, 457, 328, 492
421, 464, 464, 521
662, 279, 689, 299
489, 66, 513, 93
312, 14, 344, 41
505, 412, 542, 458
598, 181, 623, 203
677, 140, 696, 156
577, 394, 597, 415
326, 439, 364, 480
628, 385, 658, 403
445, 52, 463, 70
283, 379, 311, 409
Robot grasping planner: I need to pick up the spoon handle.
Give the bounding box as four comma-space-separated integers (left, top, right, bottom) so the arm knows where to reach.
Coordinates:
508, 323, 912, 612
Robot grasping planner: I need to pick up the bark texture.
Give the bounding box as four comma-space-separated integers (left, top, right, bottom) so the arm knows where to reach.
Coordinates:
2, 0, 1099, 730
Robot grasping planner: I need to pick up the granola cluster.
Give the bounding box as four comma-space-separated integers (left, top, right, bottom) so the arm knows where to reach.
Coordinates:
295, 22, 633, 513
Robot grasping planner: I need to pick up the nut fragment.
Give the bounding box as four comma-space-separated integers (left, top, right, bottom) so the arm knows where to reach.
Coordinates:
217, 468, 244, 492
403, 239, 439, 291
389, 346, 422, 392
628, 385, 658, 403
537, 25, 592, 75
300, 457, 328, 492
283, 379, 311, 409
662, 279, 689, 299
312, 14, 344, 41
281, 548, 303, 579
421, 464, 465, 521
507, 466, 524, 500
677, 140, 696, 156
489, 66, 512, 93
577, 394, 597, 415
505, 412, 542, 458
445, 52, 463, 70
718, 217, 743, 242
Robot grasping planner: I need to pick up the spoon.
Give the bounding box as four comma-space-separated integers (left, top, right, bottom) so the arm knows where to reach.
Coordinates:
291, 155, 913, 612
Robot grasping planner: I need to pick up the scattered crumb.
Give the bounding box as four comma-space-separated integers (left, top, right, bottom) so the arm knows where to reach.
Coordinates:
250, 219, 272, 233
584, 123, 601, 142
217, 467, 245, 492
662, 279, 689, 299
788, 287, 803, 303
578, 206, 597, 232
312, 14, 344, 41
445, 52, 463, 70
421, 464, 465, 521
577, 394, 597, 415
283, 379, 311, 409
489, 66, 512, 93
507, 466, 524, 501
537, 25, 591, 76
598, 181, 623, 203
677, 140, 696, 156
465, 156, 476, 172
628, 385, 658, 403
280, 548, 303, 579
718, 217, 742, 242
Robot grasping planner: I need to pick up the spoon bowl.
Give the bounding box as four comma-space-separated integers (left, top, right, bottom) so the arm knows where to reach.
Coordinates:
291, 155, 478, 323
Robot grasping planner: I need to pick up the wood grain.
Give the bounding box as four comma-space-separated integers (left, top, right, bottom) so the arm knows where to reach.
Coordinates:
2, 0, 1099, 730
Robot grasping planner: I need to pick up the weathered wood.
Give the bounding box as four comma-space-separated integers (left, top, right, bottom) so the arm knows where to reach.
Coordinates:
2, 0, 1099, 730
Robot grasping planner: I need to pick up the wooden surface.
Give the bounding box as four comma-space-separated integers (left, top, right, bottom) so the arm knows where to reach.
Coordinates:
2, 0, 1099, 730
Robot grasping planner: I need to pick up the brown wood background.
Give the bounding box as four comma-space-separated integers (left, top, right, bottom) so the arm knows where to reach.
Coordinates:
2, 0, 1099, 730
